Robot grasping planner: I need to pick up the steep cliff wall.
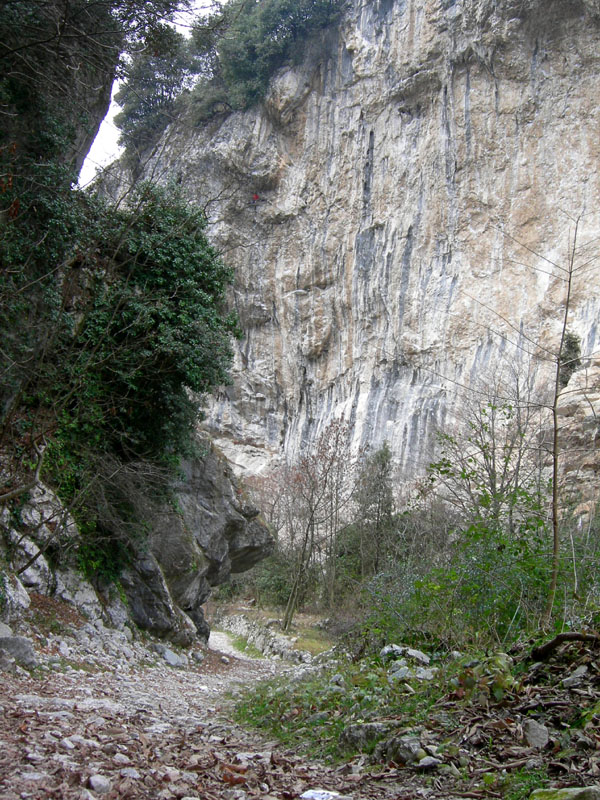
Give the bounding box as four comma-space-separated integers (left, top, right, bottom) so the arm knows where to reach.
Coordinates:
135, 0, 600, 483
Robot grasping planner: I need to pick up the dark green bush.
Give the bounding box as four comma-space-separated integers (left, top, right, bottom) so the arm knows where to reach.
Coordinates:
0, 0, 240, 585
115, 0, 345, 147
1, 153, 238, 580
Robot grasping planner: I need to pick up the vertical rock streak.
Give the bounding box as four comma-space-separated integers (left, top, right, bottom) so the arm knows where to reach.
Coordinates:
140, 0, 600, 478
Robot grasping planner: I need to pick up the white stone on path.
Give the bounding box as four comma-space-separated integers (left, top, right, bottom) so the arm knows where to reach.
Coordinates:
88, 774, 111, 794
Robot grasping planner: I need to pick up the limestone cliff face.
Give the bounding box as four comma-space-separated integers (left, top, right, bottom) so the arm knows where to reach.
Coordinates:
138, 0, 600, 483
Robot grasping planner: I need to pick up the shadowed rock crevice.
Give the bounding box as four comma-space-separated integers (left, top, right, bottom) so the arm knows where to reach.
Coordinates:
1, 435, 273, 644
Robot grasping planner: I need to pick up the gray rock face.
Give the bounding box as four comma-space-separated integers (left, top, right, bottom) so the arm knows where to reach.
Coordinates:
123, 0, 600, 488
120, 553, 198, 646
146, 436, 274, 639
340, 722, 390, 751
0, 436, 273, 643
0, 636, 37, 669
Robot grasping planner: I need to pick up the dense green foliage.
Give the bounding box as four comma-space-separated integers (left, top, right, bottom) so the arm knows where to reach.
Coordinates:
1, 155, 237, 572
114, 25, 202, 156
214, 0, 344, 109
1, 0, 239, 581
114, 0, 344, 156
1, 159, 237, 453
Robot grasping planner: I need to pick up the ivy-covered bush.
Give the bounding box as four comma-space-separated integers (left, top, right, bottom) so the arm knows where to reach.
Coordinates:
1, 155, 238, 580
0, 1, 241, 582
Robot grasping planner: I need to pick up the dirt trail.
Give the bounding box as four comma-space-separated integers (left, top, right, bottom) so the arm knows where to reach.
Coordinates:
0, 630, 407, 800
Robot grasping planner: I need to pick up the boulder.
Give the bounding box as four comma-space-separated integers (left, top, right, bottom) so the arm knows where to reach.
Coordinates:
416, 756, 442, 769
146, 435, 273, 639
121, 553, 197, 646
0, 636, 37, 668
88, 775, 111, 794
374, 734, 425, 765
120, 553, 198, 646
380, 644, 431, 666
340, 722, 390, 751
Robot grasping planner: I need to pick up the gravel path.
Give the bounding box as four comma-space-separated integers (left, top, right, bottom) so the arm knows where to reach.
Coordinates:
208, 630, 258, 660
0, 628, 409, 800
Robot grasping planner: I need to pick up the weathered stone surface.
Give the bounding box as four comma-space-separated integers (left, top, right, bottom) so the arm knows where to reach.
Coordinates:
0, 636, 37, 668
563, 665, 589, 688
120, 553, 198, 646
388, 664, 413, 680
119, 0, 600, 489
374, 734, 424, 765
56, 569, 104, 621
523, 719, 550, 750
162, 648, 186, 668
381, 644, 431, 666
530, 789, 600, 800
380, 644, 405, 661
147, 434, 273, 639
405, 648, 431, 666
0, 575, 30, 622
149, 642, 188, 668
340, 722, 389, 751
1, 436, 272, 643
88, 774, 111, 794
416, 756, 442, 769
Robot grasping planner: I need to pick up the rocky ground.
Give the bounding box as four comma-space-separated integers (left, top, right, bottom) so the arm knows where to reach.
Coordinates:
3, 596, 600, 800
0, 596, 431, 800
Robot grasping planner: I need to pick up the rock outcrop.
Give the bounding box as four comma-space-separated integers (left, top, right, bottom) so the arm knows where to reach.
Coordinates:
0, 436, 273, 642
119, 0, 600, 488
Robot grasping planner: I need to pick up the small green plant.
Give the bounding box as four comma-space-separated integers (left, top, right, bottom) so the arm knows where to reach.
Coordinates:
234, 656, 452, 761
558, 330, 581, 388
230, 634, 263, 659
499, 765, 549, 800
